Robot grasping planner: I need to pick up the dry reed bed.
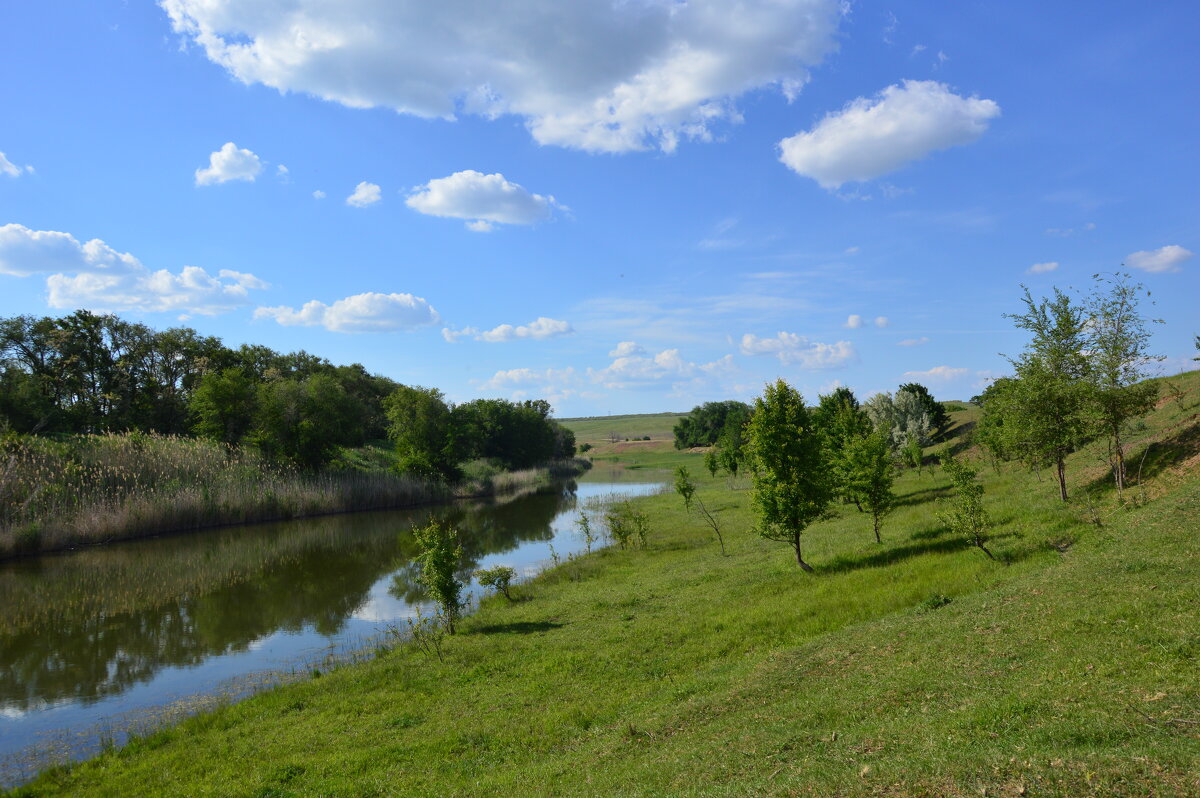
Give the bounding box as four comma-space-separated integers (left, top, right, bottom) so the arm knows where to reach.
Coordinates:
0, 433, 588, 559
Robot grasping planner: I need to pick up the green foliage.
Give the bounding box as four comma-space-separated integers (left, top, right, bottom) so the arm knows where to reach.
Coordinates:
703, 448, 719, 478
576, 512, 596, 554
411, 521, 465, 633
385, 385, 463, 483
897, 382, 950, 435
863, 390, 931, 450
902, 435, 923, 474
1085, 273, 1161, 492
673, 465, 696, 512
250, 374, 363, 469
190, 368, 258, 445
473, 565, 516, 601
843, 431, 896, 542
747, 379, 832, 571
937, 454, 995, 560
672, 400, 752, 449
604, 502, 649, 549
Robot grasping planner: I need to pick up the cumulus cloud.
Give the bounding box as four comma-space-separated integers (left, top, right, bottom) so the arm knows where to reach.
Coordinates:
406, 171, 563, 231
1027, 261, 1059, 274
0, 151, 33, 177
897, 337, 930, 347
845, 314, 864, 329
608, 341, 646, 358
874, 316, 889, 328
778, 80, 1000, 188
0, 223, 268, 315
313, 190, 326, 199
902, 365, 969, 382
195, 142, 263, 185
442, 316, 573, 343
1126, 245, 1192, 273
589, 344, 735, 389
161, 0, 843, 153
478, 367, 578, 391
346, 181, 382, 207
255, 292, 439, 333
739, 332, 856, 369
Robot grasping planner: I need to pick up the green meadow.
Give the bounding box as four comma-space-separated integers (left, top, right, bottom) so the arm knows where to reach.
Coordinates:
12, 372, 1200, 796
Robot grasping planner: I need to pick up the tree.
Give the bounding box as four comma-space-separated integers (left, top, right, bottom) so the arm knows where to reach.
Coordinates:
473, 565, 516, 601
1085, 274, 1161, 494
412, 521, 465, 633
673, 400, 752, 449
673, 465, 696, 512
897, 382, 950, 436
746, 379, 832, 572
842, 431, 895, 543
863, 390, 931, 452
815, 388, 872, 504
990, 286, 1093, 501
704, 448, 720, 478
251, 374, 361, 469
938, 454, 995, 560
385, 385, 463, 482
190, 368, 258, 445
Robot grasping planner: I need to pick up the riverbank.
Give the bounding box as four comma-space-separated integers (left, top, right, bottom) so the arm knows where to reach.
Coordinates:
12, 373, 1200, 795
0, 431, 590, 559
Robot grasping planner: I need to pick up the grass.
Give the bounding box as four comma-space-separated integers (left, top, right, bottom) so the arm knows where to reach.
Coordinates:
11, 372, 1200, 796
0, 432, 589, 559
560, 412, 686, 447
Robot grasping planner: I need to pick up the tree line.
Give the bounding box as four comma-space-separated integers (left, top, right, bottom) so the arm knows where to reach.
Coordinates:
0, 310, 574, 474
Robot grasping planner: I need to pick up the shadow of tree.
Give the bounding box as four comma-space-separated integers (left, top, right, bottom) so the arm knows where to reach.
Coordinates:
894, 484, 953, 508
821, 528, 1033, 575
471, 620, 565, 635
1082, 419, 1200, 495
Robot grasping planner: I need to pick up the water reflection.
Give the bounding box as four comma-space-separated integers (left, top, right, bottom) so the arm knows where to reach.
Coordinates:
0, 481, 584, 713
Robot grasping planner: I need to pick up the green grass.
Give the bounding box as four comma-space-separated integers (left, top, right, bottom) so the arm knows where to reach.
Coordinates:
560, 412, 686, 446
13, 373, 1200, 796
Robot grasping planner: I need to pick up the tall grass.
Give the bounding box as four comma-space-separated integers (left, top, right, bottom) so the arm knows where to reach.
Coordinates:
0, 433, 589, 559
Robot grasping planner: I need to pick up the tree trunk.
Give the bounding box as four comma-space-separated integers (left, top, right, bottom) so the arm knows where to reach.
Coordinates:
793, 540, 814, 572
1113, 428, 1126, 494
873, 513, 881, 544
1056, 457, 1068, 502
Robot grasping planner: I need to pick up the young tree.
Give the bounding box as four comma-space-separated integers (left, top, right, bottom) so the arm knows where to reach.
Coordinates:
673, 465, 696, 512
897, 382, 950, 436
1085, 274, 1162, 493
385, 385, 463, 482
815, 388, 872, 504
473, 565, 516, 601
843, 431, 895, 543
938, 454, 995, 560
412, 521, 465, 633
704, 448, 720, 478
747, 379, 832, 572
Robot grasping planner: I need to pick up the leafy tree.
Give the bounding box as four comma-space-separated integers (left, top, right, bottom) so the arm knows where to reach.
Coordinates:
673, 400, 752, 449
412, 521, 465, 633
673, 465, 696, 512
897, 382, 950, 436
937, 454, 995, 560
747, 379, 832, 572
190, 368, 258, 445
902, 434, 924, 476
864, 390, 931, 451
817, 388, 872, 502
704, 448, 720, 478
1085, 273, 1161, 494
842, 431, 895, 542
715, 413, 748, 479
989, 286, 1093, 501
385, 385, 463, 482
251, 374, 361, 469
473, 565, 516, 601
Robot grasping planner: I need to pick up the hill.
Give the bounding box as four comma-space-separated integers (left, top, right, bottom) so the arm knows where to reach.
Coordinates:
15, 372, 1200, 796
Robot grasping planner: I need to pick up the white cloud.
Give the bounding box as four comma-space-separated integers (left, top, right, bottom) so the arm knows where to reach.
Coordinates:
874, 316, 889, 328
406, 171, 562, 231
346, 181, 382, 207
276, 164, 290, 181
195, 142, 263, 185
161, 0, 843, 154
778, 80, 1000, 188
845, 314, 864, 329
255, 292, 439, 333
0, 223, 268, 315
1027, 261, 1059, 274
478, 367, 578, 391
1045, 222, 1095, 237
588, 344, 735, 389
739, 332, 856, 369
902, 365, 969, 382
897, 337, 930, 347
442, 316, 573, 343
313, 190, 326, 199
608, 341, 646, 358
0, 151, 33, 177
844, 245, 860, 254
1125, 245, 1192, 273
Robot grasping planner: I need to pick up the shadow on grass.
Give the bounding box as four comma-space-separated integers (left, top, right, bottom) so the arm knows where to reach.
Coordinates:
472, 621, 565, 635
894, 484, 953, 507
821, 529, 1035, 574
1082, 421, 1200, 496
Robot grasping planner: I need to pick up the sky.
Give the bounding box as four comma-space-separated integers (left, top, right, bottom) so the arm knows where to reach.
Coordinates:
1, 1, 1196, 416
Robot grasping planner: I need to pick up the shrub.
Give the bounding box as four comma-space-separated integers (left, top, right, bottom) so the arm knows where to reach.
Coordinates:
474, 565, 516, 601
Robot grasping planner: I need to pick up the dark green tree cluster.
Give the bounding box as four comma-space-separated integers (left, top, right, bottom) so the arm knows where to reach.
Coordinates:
672, 400, 752, 449
385, 390, 576, 483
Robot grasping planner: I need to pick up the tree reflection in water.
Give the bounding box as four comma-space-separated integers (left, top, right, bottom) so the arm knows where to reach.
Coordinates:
0, 481, 580, 711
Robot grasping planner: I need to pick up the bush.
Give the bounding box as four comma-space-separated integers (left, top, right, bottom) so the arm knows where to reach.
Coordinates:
474, 565, 516, 601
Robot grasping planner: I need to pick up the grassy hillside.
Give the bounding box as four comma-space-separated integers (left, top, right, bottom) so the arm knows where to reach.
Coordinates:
14, 372, 1200, 796
560, 412, 686, 447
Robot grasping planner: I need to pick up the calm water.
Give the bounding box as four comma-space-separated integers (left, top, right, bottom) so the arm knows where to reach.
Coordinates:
0, 473, 662, 785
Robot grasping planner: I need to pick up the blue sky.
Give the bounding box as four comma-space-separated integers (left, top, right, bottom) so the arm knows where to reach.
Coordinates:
1, 0, 1196, 415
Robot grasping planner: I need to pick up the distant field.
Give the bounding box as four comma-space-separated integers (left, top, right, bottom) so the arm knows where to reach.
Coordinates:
559, 412, 686, 445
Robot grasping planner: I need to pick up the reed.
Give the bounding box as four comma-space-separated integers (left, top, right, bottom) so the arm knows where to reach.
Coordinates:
0, 433, 589, 559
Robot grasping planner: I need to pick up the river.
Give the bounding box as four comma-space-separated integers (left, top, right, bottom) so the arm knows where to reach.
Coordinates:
0, 470, 663, 787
